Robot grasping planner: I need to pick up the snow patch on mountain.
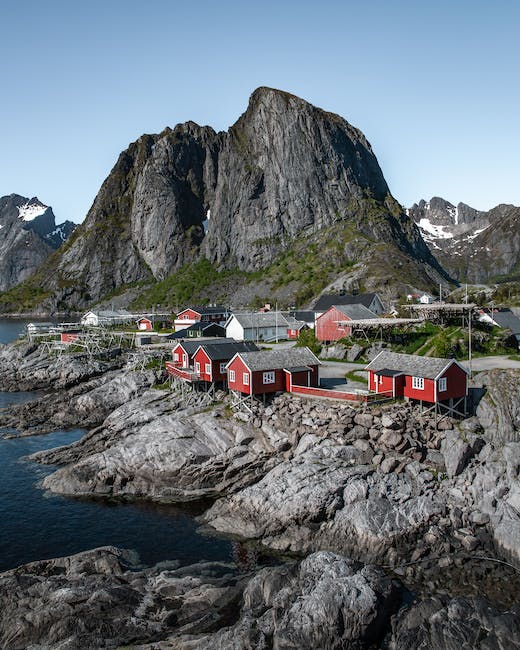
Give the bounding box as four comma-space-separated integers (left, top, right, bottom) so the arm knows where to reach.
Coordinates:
418, 218, 454, 239
18, 202, 48, 222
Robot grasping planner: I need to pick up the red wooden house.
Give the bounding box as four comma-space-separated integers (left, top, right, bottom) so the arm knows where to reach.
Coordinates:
136, 317, 153, 331
286, 317, 309, 340
316, 304, 377, 342
174, 306, 230, 332
60, 330, 81, 343
171, 340, 203, 368
192, 341, 259, 384
364, 351, 468, 404
226, 348, 320, 396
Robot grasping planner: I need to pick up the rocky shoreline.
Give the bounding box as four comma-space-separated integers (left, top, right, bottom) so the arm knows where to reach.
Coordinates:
1, 340, 520, 648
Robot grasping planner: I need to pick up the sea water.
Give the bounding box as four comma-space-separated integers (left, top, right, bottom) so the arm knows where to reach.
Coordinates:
0, 320, 233, 571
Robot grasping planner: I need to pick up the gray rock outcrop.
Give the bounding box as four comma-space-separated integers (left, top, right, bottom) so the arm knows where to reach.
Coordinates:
137, 552, 402, 650
389, 595, 520, 650
0, 546, 247, 650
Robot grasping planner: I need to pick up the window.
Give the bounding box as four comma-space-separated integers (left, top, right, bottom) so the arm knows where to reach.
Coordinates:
229, 370, 235, 382
220, 363, 227, 374
438, 377, 447, 392
412, 376, 424, 390
173, 353, 179, 361
263, 371, 275, 384
205, 363, 211, 375
244, 373, 249, 385
378, 375, 383, 384
195, 362, 200, 374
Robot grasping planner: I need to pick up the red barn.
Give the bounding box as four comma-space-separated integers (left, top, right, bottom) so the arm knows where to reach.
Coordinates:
226, 348, 320, 395
365, 350, 468, 404
316, 304, 377, 342
192, 341, 259, 383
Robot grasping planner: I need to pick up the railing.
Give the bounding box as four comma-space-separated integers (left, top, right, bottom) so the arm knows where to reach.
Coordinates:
165, 362, 200, 382
290, 384, 393, 403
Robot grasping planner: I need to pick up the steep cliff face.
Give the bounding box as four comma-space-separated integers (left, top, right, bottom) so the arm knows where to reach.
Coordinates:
409, 197, 519, 283
0, 195, 75, 292
203, 87, 393, 269
1, 88, 448, 312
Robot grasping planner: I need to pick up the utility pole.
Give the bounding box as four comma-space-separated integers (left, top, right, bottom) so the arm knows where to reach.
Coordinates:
468, 306, 473, 380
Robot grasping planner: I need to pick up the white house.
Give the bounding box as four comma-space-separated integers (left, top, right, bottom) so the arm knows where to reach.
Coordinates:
225, 312, 290, 342
419, 294, 434, 304
80, 310, 132, 327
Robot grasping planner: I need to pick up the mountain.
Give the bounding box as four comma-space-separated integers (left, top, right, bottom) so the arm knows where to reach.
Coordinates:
0, 195, 76, 292
0, 88, 449, 313
409, 197, 520, 283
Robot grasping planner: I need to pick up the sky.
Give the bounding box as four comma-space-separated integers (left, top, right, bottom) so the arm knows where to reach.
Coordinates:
1, 0, 519, 223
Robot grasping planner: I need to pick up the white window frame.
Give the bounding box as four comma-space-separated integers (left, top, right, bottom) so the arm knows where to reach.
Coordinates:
378, 375, 383, 384
173, 352, 179, 361
263, 371, 275, 384
205, 363, 211, 375
243, 372, 249, 385
220, 362, 227, 374
438, 377, 447, 392
412, 376, 424, 390
195, 361, 200, 374
229, 369, 235, 382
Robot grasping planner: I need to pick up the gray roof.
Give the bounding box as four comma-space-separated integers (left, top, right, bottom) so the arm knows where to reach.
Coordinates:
286, 316, 307, 329
176, 337, 235, 356
333, 304, 378, 320
364, 350, 465, 380
230, 312, 290, 329
489, 309, 520, 334
199, 341, 259, 361
314, 293, 381, 311
233, 347, 320, 372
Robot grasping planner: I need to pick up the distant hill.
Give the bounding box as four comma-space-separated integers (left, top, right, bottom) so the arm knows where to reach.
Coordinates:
0, 194, 75, 292
0, 89, 449, 314
409, 197, 520, 284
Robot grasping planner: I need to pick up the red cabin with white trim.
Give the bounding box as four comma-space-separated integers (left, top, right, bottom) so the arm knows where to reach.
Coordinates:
226, 348, 320, 395
174, 306, 230, 332
136, 317, 153, 331
192, 341, 259, 383
365, 351, 468, 403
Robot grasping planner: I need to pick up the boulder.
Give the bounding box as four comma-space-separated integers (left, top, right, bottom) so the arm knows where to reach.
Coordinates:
440, 430, 485, 478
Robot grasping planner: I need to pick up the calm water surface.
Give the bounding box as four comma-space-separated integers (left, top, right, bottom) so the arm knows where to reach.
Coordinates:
0, 321, 233, 572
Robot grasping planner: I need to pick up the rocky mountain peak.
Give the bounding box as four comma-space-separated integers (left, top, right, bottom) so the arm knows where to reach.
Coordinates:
0, 194, 76, 292
409, 196, 519, 284
1, 89, 449, 312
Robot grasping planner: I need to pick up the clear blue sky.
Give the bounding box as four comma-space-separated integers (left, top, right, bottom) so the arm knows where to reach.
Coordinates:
1, 0, 518, 223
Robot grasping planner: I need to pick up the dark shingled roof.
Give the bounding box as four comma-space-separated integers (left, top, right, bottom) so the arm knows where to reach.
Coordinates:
198, 341, 259, 361
314, 293, 380, 311
365, 350, 466, 380
234, 347, 320, 372
176, 338, 235, 355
